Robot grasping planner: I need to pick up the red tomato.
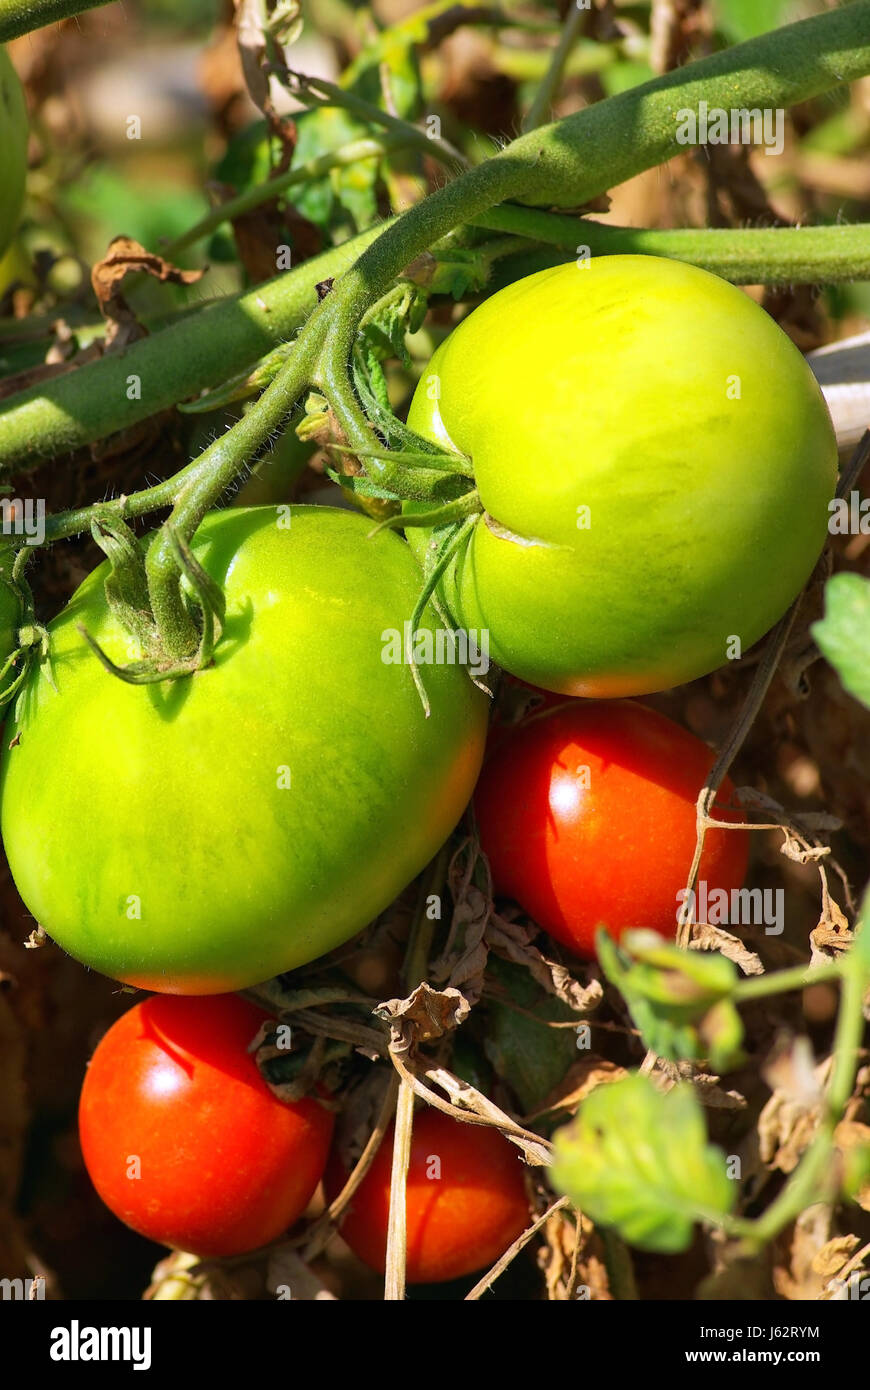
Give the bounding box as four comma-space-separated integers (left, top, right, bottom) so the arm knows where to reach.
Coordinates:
475, 700, 749, 958
78, 994, 334, 1257
327, 1108, 529, 1284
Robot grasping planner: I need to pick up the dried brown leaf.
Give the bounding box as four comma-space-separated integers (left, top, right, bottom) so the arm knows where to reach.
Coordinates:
526, 1057, 627, 1122
376, 981, 470, 1055
690, 1072, 748, 1110
810, 893, 854, 964
759, 1041, 827, 1173
690, 922, 764, 976
811, 1234, 861, 1280
773, 1205, 833, 1300
431, 856, 490, 1009
486, 912, 603, 1014
235, 0, 271, 113
91, 237, 204, 350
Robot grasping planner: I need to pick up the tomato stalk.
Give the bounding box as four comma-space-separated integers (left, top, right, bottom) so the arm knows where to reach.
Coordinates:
731, 955, 869, 1255
470, 213, 870, 286
0, 0, 111, 40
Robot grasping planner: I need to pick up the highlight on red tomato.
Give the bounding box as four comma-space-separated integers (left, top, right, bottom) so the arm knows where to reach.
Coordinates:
326, 1107, 529, 1284
474, 698, 750, 959
78, 993, 334, 1257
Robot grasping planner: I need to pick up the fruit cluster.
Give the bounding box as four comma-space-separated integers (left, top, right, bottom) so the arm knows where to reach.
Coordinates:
2, 235, 836, 1278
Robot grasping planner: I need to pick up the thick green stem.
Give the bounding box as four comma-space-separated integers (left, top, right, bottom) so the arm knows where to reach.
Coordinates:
471, 213, 870, 285
501, 2, 870, 209
0, 0, 112, 39
0, 220, 393, 475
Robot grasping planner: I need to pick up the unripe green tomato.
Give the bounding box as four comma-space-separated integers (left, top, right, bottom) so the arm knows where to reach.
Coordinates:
405, 256, 838, 697
0, 50, 28, 257
0, 506, 487, 993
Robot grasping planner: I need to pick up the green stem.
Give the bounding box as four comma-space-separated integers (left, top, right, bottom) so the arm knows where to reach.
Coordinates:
501, 2, 870, 209
522, 0, 587, 133
6, 0, 870, 540
164, 137, 406, 257
737, 961, 865, 1251
733, 959, 845, 1003
0, 0, 112, 40
144, 319, 326, 656
276, 67, 470, 170
471, 211, 870, 284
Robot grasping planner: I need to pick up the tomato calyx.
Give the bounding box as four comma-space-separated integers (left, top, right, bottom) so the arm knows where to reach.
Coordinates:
77, 512, 226, 686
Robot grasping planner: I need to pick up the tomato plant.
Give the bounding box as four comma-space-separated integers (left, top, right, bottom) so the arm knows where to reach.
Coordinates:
326, 1107, 529, 1284
405, 256, 837, 697
475, 699, 749, 958
78, 993, 334, 1257
0, 48, 28, 256
0, 505, 487, 993
3, 0, 870, 1313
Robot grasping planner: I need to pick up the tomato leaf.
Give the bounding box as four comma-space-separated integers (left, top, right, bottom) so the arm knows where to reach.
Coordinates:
291, 106, 380, 235
551, 1071, 735, 1252
597, 929, 744, 1072
483, 956, 580, 1113
811, 572, 870, 712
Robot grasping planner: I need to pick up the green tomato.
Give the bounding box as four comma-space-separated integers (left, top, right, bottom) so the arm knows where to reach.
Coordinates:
406, 255, 837, 696
0, 49, 28, 257
0, 506, 486, 992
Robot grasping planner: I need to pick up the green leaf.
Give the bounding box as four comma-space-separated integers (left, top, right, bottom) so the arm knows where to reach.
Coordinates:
597, 930, 744, 1072
551, 1072, 735, 1253
483, 956, 579, 1114
812, 573, 870, 712
291, 107, 379, 234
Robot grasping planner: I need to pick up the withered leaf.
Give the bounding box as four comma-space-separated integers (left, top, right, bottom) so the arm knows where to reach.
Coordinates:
376, 981, 469, 1053
526, 1058, 627, 1122
690, 922, 764, 976
811, 1233, 861, 1279
487, 912, 603, 1014
91, 237, 204, 350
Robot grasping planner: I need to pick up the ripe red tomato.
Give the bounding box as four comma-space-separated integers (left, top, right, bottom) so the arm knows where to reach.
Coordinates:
78, 993, 334, 1257
475, 700, 749, 958
326, 1108, 529, 1284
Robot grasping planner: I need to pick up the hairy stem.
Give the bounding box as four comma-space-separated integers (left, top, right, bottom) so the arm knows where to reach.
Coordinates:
471, 213, 870, 285
0, 0, 113, 39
